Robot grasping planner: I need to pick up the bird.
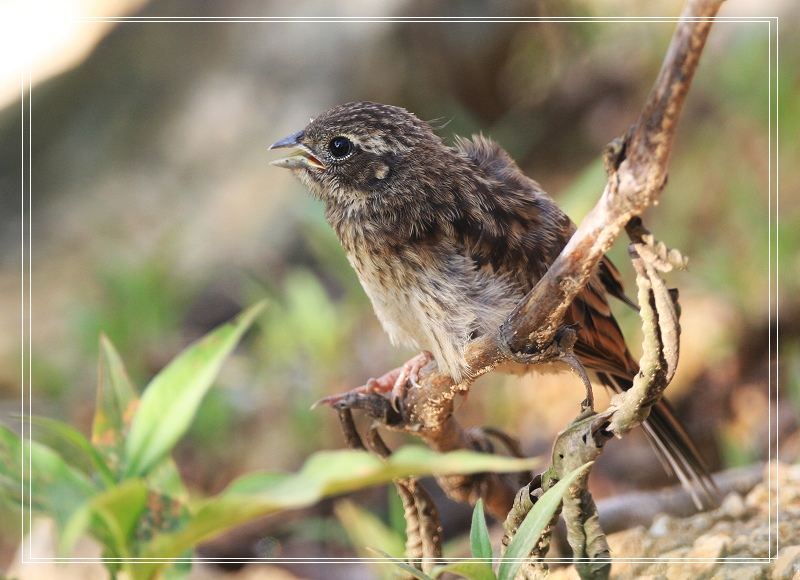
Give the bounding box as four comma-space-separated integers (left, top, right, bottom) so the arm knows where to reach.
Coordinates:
269, 101, 713, 506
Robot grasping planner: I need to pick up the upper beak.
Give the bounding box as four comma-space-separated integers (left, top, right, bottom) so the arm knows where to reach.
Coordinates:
269, 130, 326, 170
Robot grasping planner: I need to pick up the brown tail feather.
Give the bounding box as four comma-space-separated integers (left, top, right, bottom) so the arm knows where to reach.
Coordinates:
566, 259, 715, 507
597, 372, 717, 509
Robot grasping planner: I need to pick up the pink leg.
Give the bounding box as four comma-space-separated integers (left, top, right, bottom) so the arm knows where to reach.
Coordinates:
311, 350, 434, 410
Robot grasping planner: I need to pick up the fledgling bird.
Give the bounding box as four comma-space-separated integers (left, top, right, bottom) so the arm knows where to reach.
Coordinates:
270, 101, 713, 505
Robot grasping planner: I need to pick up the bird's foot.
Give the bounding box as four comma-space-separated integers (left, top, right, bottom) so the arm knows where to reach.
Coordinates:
311, 350, 434, 411
388, 350, 434, 409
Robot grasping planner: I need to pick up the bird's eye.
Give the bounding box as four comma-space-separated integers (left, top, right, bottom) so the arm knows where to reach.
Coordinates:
328, 136, 353, 159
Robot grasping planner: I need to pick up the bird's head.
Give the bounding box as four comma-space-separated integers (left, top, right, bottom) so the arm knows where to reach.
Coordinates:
270, 102, 441, 208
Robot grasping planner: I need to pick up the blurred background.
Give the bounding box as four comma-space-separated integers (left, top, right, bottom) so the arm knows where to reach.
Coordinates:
1, 0, 796, 578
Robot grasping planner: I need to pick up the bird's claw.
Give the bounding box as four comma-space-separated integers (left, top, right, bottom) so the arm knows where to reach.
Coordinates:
310, 377, 390, 410
311, 350, 435, 413
559, 352, 595, 413
388, 350, 434, 410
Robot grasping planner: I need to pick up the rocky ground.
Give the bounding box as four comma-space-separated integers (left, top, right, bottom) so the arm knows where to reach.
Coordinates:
551, 462, 800, 580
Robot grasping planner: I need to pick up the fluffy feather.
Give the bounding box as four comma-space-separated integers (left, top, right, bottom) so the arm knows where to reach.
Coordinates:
272, 101, 713, 506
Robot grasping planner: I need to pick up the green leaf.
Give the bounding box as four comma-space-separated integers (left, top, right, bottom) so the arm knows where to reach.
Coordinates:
227, 446, 540, 503
59, 479, 148, 558
497, 462, 592, 580
123, 301, 266, 478
220, 471, 291, 495
29, 416, 115, 489
0, 424, 97, 529
367, 548, 435, 580
96, 336, 189, 496
470, 499, 492, 562
433, 561, 496, 580
334, 499, 406, 561
93, 334, 139, 454
161, 559, 192, 580
142, 456, 189, 502
136, 447, 540, 576
383, 446, 542, 484
133, 490, 190, 546
97, 337, 188, 496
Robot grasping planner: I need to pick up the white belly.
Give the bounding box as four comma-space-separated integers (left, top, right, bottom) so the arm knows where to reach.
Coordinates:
348, 247, 522, 383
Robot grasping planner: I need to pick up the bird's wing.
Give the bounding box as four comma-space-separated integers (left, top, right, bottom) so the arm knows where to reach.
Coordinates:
451, 134, 573, 288
454, 134, 638, 375
456, 134, 715, 507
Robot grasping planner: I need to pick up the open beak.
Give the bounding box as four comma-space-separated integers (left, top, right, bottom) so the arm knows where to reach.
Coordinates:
269, 130, 326, 171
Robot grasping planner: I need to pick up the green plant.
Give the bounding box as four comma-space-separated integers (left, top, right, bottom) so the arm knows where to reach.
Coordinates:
0, 301, 540, 580
374, 462, 591, 580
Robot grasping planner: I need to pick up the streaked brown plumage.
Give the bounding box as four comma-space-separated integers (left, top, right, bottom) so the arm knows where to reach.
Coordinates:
270, 101, 713, 505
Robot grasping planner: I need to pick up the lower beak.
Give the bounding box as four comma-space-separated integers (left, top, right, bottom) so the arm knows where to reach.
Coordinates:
270, 151, 326, 171
269, 130, 326, 171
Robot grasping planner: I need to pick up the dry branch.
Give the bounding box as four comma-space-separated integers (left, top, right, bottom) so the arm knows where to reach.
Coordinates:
333, 0, 724, 528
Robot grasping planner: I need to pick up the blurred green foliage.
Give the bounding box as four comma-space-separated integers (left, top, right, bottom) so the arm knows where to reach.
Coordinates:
78, 255, 193, 384
2, 302, 541, 578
